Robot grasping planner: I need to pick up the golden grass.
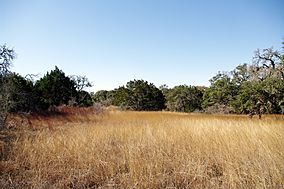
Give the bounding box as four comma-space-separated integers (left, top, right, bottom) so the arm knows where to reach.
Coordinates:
1, 111, 284, 188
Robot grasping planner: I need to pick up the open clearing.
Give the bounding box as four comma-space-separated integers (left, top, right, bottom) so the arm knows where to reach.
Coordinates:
1, 110, 284, 188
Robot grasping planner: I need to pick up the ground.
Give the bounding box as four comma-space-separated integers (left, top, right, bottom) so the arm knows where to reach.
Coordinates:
0, 108, 283, 188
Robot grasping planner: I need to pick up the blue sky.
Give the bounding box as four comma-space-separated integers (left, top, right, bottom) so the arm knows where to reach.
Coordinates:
1, 0, 283, 91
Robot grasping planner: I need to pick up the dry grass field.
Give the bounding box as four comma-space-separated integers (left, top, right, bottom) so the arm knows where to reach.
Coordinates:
0, 109, 284, 188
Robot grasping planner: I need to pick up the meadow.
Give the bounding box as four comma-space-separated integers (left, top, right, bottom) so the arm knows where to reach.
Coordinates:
0, 109, 284, 188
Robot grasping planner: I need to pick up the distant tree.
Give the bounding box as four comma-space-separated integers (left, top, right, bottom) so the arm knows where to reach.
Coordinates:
124, 80, 166, 111
76, 90, 93, 107
70, 75, 93, 107
166, 85, 203, 112
202, 72, 238, 113
34, 66, 77, 109
109, 80, 165, 111
70, 75, 92, 91
92, 90, 111, 106
3, 73, 36, 112
109, 87, 130, 108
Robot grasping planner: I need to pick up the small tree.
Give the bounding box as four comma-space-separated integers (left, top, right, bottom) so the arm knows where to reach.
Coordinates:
202, 72, 238, 113
109, 80, 166, 111
166, 85, 203, 112
109, 87, 130, 108
2, 73, 35, 112
92, 90, 111, 106
34, 66, 77, 110
124, 80, 166, 111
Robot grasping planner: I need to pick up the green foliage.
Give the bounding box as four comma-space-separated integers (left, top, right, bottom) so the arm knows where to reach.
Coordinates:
231, 64, 250, 85
232, 78, 284, 114
1, 42, 284, 117
231, 81, 262, 114
107, 87, 129, 107
76, 90, 93, 107
92, 90, 108, 103
34, 67, 93, 109
34, 66, 77, 109
108, 80, 165, 111
166, 85, 203, 112
204, 46, 284, 115
202, 73, 238, 112
92, 90, 111, 106
1, 73, 36, 112
124, 80, 166, 111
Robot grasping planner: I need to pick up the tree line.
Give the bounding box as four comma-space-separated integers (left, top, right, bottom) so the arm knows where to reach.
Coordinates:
1, 42, 284, 128
93, 43, 284, 116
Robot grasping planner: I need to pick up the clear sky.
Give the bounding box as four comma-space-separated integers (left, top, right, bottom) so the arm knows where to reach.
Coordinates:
1, 0, 283, 91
